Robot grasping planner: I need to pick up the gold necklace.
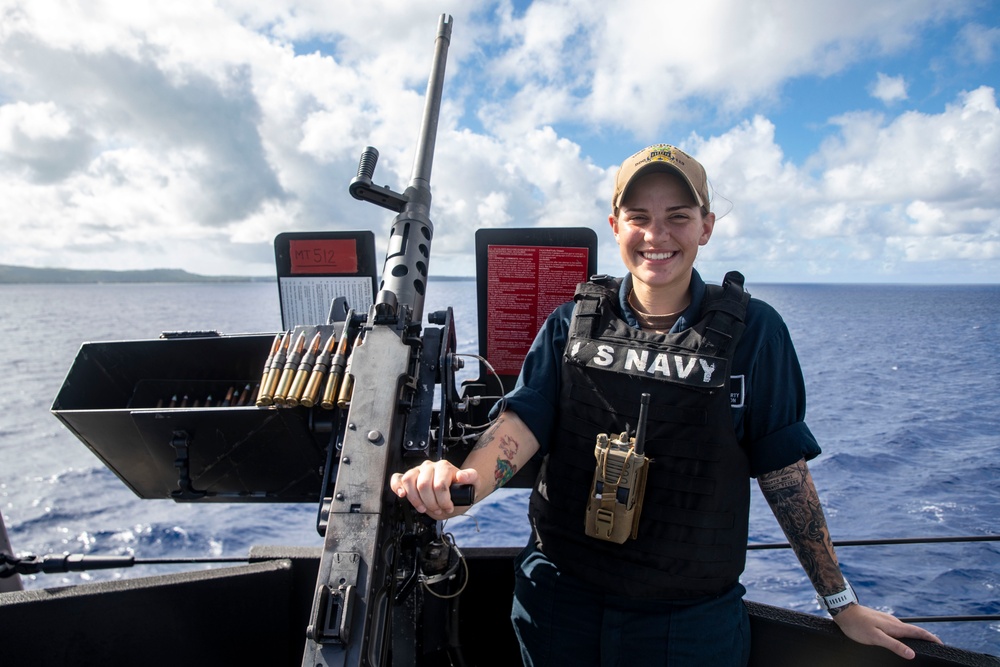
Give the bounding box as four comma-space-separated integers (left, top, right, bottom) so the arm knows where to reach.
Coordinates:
627, 290, 686, 331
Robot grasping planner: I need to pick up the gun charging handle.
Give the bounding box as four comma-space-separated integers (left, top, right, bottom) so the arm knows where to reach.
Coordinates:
348, 146, 408, 213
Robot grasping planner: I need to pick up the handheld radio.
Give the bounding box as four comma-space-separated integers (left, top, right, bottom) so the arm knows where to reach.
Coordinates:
584, 392, 651, 544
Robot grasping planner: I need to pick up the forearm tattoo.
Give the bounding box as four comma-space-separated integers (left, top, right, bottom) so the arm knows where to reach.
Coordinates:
472, 418, 503, 451
472, 419, 520, 490
759, 460, 851, 613
493, 434, 519, 489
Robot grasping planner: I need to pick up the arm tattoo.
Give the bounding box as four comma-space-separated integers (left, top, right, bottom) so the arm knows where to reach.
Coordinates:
757, 469, 799, 492
473, 417, 504, 451
759, 460, 849, 606
472, 419, 520, 490
493, 434, 519, 489
499, 434, 519, 459
494, 458, 518, 489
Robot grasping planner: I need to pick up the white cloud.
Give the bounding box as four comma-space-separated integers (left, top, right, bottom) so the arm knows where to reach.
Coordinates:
869, 73, 908, 104
820, 86, 999, 210
690, 85, 1000, 279
485, 0, 974, 137
0, 101, 91, 181
956, 22, 1000, 65
0, 0, 996, 284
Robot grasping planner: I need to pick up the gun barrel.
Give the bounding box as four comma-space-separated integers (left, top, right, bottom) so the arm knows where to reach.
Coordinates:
409, 14, 452, 194
376, 13, 452, 323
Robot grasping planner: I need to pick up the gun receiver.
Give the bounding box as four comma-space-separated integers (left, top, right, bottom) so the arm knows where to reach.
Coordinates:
302, 14, 464, 667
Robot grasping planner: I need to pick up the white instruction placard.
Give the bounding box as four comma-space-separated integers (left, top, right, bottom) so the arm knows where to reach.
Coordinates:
278, 276, 374, 329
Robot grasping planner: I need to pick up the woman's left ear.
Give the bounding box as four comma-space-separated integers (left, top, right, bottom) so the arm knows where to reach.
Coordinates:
699, 212, 716, 246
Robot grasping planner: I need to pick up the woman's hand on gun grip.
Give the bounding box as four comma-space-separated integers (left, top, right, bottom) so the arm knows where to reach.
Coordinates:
391, 460, 480, 519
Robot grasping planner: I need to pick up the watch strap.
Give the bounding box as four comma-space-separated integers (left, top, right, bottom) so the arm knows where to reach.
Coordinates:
818, 580, 858, 611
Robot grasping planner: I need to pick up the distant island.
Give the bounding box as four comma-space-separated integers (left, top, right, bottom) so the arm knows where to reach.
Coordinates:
0, 264, 274, 284
0, 264, 474, 284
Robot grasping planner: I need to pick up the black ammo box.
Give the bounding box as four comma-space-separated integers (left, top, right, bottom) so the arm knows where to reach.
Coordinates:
51, 333, 328, 502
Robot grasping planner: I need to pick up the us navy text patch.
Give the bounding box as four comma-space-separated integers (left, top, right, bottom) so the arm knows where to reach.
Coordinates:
566, 336, 728, 389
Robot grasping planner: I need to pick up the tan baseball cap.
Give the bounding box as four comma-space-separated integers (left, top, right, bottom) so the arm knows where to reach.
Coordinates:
612, 144, 710, 213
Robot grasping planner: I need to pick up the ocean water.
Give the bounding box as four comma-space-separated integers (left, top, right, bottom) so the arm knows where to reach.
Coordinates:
1, 279, 997, 656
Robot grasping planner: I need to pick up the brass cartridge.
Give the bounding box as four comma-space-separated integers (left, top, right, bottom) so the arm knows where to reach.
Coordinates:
273, 331, 306, 406
254, 333, 281, 407
286, 331, 322, 407
336, 332, 363, 410
255, 333, 288, 407
301, 329, 338, 408
320, 317, 355, 410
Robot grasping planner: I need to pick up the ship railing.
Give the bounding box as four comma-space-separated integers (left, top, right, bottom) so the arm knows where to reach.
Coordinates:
4, 528, 998, 626
746, 533, 1000, 623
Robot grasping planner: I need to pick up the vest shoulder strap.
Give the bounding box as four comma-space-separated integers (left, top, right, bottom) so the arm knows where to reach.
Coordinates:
571, 276, 622, 337
699, 271, 750, 358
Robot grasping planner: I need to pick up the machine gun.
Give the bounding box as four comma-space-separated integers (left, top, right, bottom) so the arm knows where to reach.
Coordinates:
302, 14, 475, 666
39, 12, 586, 666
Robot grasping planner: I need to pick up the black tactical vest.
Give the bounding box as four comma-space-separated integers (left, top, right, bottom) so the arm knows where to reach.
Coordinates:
528, 272, 752, 599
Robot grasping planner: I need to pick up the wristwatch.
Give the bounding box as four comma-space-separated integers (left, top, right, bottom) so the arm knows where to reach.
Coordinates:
818, 579, 858, 612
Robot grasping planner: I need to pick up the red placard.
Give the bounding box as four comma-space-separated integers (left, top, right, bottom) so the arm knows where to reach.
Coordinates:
288, 239, 359, 275
486, 245, 590, 376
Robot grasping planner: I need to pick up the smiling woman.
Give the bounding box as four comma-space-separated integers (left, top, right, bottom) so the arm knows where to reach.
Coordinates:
392, 143, 946, 666
610, 145, 716, 318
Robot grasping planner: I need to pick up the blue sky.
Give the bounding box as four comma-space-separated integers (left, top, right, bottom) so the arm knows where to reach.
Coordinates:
0, 0, 998, 283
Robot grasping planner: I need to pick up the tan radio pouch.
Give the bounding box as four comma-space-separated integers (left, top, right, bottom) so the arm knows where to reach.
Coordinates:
584, 393, 652, 544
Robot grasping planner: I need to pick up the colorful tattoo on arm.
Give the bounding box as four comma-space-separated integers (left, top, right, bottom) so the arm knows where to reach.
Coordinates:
494, 458, 518, 489
493, 434, 520, 489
